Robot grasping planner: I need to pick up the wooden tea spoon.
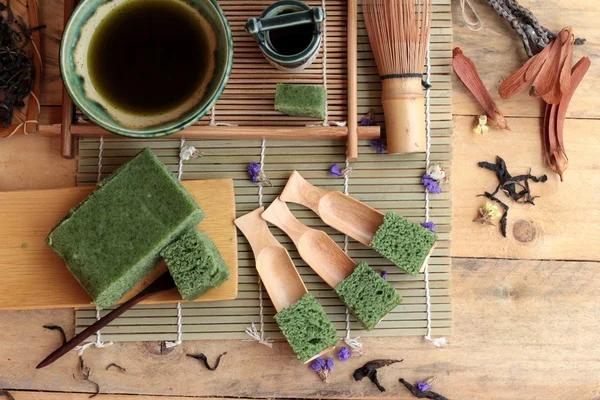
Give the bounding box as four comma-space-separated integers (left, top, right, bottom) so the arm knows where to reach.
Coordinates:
235, 207, 335, 363
37, 272, 176, 369
235, 207, 307, 311
261, 198, 356, 287
280, 170, 384, 246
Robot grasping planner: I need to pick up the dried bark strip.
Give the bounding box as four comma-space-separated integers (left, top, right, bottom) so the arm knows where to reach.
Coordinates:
453, 47, 508, 130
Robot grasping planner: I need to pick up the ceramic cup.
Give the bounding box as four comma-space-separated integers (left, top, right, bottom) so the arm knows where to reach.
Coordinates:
246, 0, 325, 72
60, 0, 233, 138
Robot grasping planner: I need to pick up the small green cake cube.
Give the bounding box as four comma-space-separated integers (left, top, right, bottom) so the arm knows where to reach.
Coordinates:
334, 262, 402, 331
370, 212, 437, 275
161, 229, 230, 301
47, 148, 204, 309
274, 83, 326, 119
274, 293, 339, 363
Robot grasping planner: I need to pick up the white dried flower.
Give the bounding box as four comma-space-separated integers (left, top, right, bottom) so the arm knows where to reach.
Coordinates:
180, 145, 203, 161
427, 164, 446, 182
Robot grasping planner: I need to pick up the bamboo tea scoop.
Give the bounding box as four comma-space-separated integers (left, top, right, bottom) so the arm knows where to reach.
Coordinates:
235, 207, 308, 312
236, 207, 336, 362
36, 272, 176, 369
261, 198, 356, 287
280, 170, 384, 246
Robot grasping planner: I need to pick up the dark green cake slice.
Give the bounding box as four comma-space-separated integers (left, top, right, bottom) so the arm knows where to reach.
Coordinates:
274, 293, 339, 363
370, 211, 437, 275
334, 262, 402, 331
161, 229, 230, 301
47, 148, 204, 309
274, 83, 326, 119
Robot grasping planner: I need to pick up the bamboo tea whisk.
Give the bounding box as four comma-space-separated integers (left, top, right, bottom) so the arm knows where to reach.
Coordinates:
363, 0, 431, 154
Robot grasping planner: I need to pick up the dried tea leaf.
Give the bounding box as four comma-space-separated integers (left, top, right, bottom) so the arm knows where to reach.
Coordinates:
187, 352, 227, 371
453, 47, 508, 130
399, 378, 448, 400
558, 35, 574, 94
73, 356, 100, 398
543, 56, 591, 181
500, 28, 575, 105
531, 37, 563, 102
105, 363, 126, 373
499, 54, 540, 99
477, 157, 547, 237
353, 359, 403, 392
0, 1, 45, 129
43, 324, 68, 345
556, 58, 591, 149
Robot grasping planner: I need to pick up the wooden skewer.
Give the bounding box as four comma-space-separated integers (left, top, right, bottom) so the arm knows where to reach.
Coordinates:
280, 170, 384, 246
36, 272, 176, 369
261, 197, 355, 288
346, 0, 358, 161
60, 0, 76, 158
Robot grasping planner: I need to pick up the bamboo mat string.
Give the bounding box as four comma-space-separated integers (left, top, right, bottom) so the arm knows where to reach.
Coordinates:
460, 0, 482, 31
96, 136, 104, 182
307, 0, 346, 128
31, 40, 43, 74
208, 106, 236, 127
258, 140, 266, 208
2, 92, 41, 138
245, 139, 273, 348
75, 136, 113, 355
342, 157, 363, 353
176, 138, 185, 181
423, 40, 447, 348
165, 138, 187, 348
320, 0, 330, 127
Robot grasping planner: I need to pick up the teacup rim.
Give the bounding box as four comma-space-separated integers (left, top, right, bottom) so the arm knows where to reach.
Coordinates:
60, 0, 233, 138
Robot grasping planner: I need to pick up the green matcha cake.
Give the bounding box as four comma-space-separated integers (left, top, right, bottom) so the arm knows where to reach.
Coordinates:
334, 262, 402, 331
274, 83, 326, 119
160, 229, 229, 301
47, 148, 204, 309
370, 212, 437, 275
274, 293, 339, 363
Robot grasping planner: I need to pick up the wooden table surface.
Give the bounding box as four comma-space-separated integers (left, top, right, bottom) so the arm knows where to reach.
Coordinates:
1, 0, 599, 399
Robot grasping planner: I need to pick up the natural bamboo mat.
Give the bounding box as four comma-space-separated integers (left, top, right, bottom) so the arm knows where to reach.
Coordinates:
74, 0, 452, 341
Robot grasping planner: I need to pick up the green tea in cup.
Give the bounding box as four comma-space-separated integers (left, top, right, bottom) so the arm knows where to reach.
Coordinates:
61, 0, 233, 137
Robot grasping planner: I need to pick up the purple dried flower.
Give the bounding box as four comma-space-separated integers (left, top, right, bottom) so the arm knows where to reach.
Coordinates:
422, 174, 441, 194
329, 163, 344, 177
311, 357, 326, 371
325, 357, 334, 371
417, 381, 431, 392
420, 221, 436, 233
359, 110, 376, 126
380, 270, 387, 280
312, 357, 333, 383
370, 139, 386, 154
248, 162, 261, 183
338, 347, 351, 361
247, 162, 272, 187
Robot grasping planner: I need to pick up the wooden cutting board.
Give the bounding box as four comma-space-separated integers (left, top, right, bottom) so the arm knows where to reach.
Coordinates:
0, 179, 238, 310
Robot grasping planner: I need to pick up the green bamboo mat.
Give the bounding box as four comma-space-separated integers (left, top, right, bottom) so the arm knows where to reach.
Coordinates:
74, 0, 452, 341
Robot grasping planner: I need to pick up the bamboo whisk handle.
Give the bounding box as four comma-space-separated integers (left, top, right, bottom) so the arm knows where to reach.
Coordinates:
381, 77, 425, 154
